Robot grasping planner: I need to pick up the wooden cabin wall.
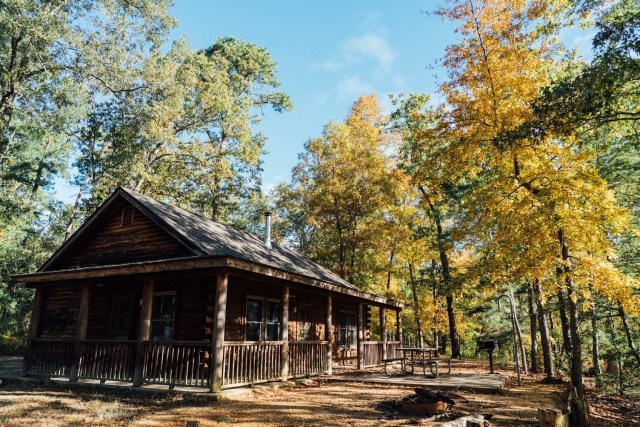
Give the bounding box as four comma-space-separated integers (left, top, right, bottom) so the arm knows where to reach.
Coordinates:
288, 289, 327, 341
86, 282, 142, 340
173, 279, 209, 341
222, 275, 371, 345
48, 200, 192, 270
38, 285, 82, 339
224, 277, 282, 341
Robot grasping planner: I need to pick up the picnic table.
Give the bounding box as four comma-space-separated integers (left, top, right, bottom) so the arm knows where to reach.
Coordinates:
383, 347, 451, 378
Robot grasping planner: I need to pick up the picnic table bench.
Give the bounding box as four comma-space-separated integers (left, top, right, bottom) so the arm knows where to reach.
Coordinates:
382, 357, 405, 375
383, 348, 453, 377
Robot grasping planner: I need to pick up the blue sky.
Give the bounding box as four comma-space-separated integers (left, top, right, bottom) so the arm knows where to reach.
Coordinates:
54, 1, 594, 203
169, 1, 456, 193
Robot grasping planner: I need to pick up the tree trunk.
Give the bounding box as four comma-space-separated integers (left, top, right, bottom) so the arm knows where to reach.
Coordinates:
618, 303, 640, 365
558, 229, 584, 399
557, 286, 573, 357
420, 188, 460, 358
408, 262, 424, 348
605, 303, 624, 396
386, 249, 395, 290
30, 136, 53, 198
445, 294, 460, 358
511, 287, 528, 375
431, 259, 439, 350
548, 312, 557, 352
528, 282, 539, 373
590, 286, 602, 385
65, 174, 91, 240
534, 280, 555, 379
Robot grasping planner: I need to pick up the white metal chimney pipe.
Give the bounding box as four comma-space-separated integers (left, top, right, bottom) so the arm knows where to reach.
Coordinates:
264, 211, 272, 249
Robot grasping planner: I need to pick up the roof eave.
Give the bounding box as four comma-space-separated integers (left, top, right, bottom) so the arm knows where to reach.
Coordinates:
13, 255, 405, 309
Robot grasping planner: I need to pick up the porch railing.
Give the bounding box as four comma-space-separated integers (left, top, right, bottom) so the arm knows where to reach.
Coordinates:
363, 341, 402, 367
142, 341, 210, 387
28, 338, 74, 376
289, 341, 329, 377
222, 341, 282, 388
26, 338, 341, 389
78, 340, 136, 381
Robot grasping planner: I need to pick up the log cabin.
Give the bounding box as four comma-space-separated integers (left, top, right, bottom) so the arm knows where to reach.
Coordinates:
13, 187, 404, 392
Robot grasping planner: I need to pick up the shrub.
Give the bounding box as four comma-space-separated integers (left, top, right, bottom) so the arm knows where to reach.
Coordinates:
0, 335, 25, 356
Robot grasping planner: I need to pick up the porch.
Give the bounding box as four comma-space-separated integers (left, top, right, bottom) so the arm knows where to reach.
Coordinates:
24, 338, 403, 391
21, 269, 403, 393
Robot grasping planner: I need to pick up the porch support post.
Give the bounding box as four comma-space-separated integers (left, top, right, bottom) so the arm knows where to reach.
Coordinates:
133, 278, 154, 387
380, 307, 387, 360
396, 309, 403, 344
280, 285, 290, 382
69, 284, 90, 382
325, 294, 333, 375
357, 302, 364, 369
22, 287, 45, 376
211, 270, 228, 392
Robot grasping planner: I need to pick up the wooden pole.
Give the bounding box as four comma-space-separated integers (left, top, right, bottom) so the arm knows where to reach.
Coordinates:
210, 270, 228, 392
396, 309, 403, 344
325, 294, 333, 375
22, 287, 45, 376
280, 286, 290, 381
69, 285, 90, 382
380, 307, 387, 360
357, 302, 364, 369
133, 278, 154, 387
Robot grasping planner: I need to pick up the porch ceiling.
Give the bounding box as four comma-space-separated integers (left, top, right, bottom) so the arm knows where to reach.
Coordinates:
12, 255, 405, 309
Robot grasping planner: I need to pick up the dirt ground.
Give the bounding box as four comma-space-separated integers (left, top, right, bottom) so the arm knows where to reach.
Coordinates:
0, 359, 637, 426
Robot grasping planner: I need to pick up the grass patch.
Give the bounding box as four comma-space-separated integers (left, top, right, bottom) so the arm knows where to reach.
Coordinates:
0, 415, 9, 423
96, 401, 136, 422
47, 399, 68, 410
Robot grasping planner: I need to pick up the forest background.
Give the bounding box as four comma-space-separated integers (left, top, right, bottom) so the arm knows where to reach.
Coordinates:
1, 0, 639, 400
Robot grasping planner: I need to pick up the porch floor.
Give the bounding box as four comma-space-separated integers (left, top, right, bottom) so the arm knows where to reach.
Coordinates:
327, 369, 508, 392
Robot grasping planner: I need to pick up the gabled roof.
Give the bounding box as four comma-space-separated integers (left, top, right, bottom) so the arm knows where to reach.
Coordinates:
41, 187, 357, 290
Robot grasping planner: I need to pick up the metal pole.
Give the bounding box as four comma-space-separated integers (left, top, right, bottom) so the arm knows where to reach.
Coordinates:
498, 293, 521, 385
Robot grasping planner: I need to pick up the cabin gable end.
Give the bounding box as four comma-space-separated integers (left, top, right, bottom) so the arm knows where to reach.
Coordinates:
45, 197, 195, 271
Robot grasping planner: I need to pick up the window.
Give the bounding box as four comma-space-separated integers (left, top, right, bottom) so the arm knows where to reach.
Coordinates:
150, 292, 176, 341
245, 297, 281, 341
339, 311, 357, 348
109, 295, 135, 339
299, 305, 312, 341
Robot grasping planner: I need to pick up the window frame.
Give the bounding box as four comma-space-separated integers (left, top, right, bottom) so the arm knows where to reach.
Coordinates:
298, 304, 313, 341
338, 310, 358, 349
244, 295, 282, 342
150, 291, 177, 341
108, 294, 136, 340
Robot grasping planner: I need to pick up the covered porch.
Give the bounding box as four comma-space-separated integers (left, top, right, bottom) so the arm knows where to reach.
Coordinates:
19, 263, 403, 393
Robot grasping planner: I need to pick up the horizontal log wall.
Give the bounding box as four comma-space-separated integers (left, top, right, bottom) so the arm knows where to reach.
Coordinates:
49, 200, 192, 270
171, 279, 209, 341
39, 285, 82, 339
